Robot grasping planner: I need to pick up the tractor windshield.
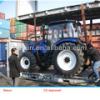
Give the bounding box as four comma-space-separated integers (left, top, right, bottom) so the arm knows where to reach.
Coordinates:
45, 20, 82, 43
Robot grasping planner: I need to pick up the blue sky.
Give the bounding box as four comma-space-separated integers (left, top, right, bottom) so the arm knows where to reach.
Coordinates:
0, 0, 94, 19
0, 0, 16, 18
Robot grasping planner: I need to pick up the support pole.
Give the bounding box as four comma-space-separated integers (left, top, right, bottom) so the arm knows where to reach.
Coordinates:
6, 38, 10, 77
34, 14, 37, 42
89, 19, 93, 41
80, 4, 88, 43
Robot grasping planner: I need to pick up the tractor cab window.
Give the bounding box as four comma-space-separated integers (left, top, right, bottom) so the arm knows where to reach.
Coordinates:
63, 24, 69, 38
47, 24, 64, 43
65, 21, 82, 38
75, 21, 82, 37
67, 22, 75, 37
44, 21, 82, 43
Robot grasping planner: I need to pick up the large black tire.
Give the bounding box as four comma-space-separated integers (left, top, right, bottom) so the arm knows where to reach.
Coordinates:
53, 43, 84, 77
19, 51, 36, 72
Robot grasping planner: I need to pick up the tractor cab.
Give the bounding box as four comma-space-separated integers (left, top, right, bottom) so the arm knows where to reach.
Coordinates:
41, 20, 82, 44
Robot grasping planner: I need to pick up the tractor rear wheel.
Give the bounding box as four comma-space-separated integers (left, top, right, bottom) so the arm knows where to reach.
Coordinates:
53, 43, 84, 77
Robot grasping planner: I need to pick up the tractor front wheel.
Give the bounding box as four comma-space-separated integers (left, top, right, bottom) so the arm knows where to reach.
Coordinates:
19, 51, 36, 72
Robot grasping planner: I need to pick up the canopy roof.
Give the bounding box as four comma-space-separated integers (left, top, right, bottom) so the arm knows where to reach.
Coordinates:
17, 1, 100, 26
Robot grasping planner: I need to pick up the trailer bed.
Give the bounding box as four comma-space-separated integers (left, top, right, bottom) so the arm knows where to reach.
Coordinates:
20, 71, 96, 86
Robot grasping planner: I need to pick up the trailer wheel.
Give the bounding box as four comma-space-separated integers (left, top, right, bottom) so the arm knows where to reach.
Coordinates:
19, 51, 36, 71
53, 48, 82, 77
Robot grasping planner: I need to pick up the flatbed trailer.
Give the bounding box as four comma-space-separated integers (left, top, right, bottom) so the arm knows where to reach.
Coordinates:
20, 70, 96, 86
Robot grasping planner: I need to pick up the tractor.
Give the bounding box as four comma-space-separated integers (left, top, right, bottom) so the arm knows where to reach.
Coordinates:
19, 19, 86, 78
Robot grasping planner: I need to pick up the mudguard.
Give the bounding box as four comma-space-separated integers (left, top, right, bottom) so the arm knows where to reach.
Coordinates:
55, 38, 80, 46
28, 40, 48, 54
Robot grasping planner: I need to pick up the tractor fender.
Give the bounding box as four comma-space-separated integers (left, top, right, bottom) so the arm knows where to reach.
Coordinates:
55, 38, 80, 46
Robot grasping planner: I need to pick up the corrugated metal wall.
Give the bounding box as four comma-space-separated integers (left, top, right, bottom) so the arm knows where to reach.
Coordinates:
0, 42, 6, 61
0, 19, 10, 39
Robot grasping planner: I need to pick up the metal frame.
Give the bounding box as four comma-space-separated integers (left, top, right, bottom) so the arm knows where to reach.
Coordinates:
20, 72, 95, 85
17, 1, 100, 25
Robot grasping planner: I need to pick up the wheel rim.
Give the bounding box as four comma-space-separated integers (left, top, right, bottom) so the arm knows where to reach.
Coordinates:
20, 57, 30, 70
57, 50, 77, 71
